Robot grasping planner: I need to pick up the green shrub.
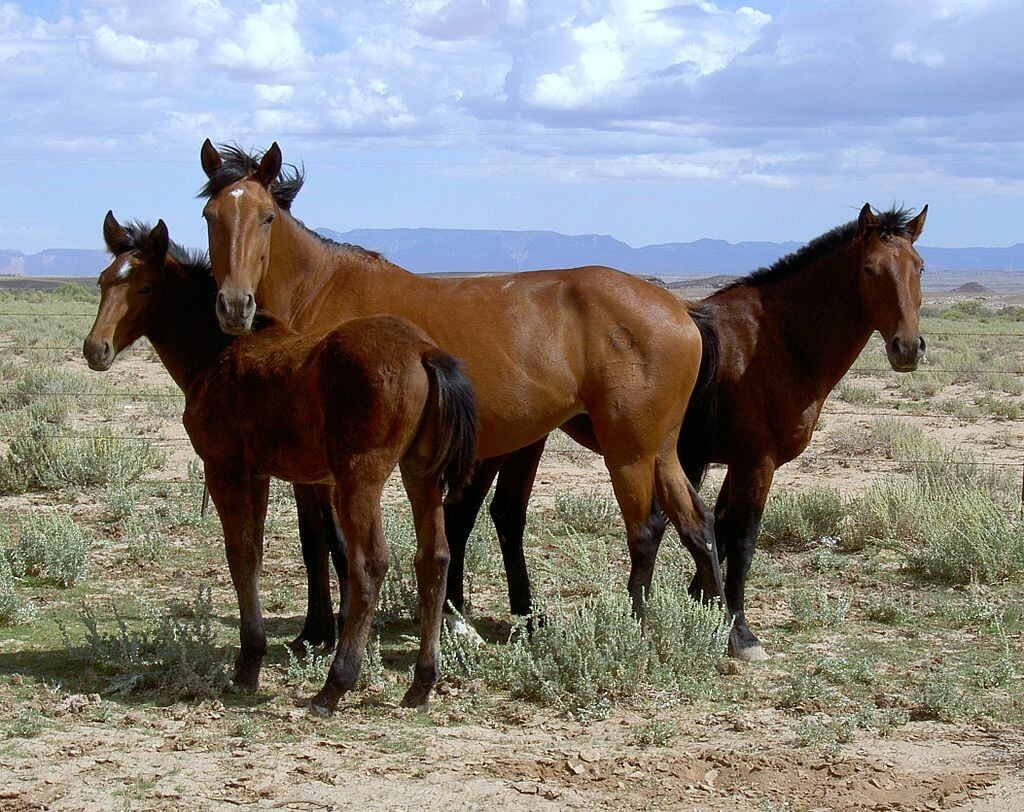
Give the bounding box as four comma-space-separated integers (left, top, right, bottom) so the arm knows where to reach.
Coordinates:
759, 487, 844, 548
481, 562, 729, 718
553, 490, 620, 535
0, 424, 165, 494
377, 507, 419, 622
75, 588, 230, 699
0, 547, 36, 626
12, 512, 90, 588
788, 585, 850, 630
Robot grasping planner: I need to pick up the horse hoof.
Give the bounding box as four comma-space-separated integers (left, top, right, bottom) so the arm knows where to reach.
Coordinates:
287, 636, 332, 657
308, 702, 333, 719
732, 644, 769, 662
400, 689, 431, 710
443, 612, 484, 647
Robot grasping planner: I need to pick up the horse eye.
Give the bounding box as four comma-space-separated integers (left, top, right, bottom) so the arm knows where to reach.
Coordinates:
263, 213, 275, 226
138, 286, 152, 295
920, 265, 926, 275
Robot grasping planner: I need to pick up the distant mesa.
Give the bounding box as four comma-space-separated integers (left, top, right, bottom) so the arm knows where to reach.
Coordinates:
950, 282, 994, 294
666, 275, 739, 290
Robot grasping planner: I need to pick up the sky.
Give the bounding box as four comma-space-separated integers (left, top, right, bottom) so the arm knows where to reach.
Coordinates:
2, 0, 1023, 254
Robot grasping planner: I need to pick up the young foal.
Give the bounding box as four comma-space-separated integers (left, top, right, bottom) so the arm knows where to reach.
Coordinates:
83, 213, 479, 714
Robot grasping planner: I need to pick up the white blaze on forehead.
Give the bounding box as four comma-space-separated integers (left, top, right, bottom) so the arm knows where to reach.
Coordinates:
114, 260, 132, 279
229, 188, 245, 199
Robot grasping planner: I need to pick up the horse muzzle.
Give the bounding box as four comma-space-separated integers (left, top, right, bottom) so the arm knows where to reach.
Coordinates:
216, 290, 257, 335
83, 337, 114, 371
887, 334, 926, 372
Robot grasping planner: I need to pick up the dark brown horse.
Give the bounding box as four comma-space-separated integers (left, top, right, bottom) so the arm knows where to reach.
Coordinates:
675, 203, 928, 658
441, 203, 928, 660
83, 213, 479, 713
197, 140, 732, 652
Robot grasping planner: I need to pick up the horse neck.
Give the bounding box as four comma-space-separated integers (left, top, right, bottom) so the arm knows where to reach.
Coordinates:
729, 241, 873, 396
265, 214, 410, 330
145, 266, 232, 392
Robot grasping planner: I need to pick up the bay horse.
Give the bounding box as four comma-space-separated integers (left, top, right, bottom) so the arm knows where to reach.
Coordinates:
197, 140, 733, 652
439, 203, 928, 660
83, 213, 480, 714
676, 203, 928, 658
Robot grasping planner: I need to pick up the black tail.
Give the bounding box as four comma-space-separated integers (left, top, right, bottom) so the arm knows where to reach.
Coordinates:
678, 303, 720, 490
421, 350, 479, 497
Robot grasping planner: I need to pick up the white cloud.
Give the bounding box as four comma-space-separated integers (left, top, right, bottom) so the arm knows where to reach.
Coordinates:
523, 1, 772, 111
89, 25, 198, 68
891, 40, 945, 68
210, 1, 309, 77
255, 83, 295, 103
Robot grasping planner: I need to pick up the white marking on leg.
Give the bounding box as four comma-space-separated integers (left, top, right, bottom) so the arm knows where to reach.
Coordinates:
443, 611, 484, 647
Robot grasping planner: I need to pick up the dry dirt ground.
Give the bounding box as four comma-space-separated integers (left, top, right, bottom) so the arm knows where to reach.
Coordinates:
1, 286, 1023, 811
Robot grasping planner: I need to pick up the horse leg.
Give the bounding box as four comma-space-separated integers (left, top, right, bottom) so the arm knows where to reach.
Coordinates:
563, 417, 670, 588
652, 444, 734, 646
603, 456, 660, 616
443, 457, 502, 635
489, 439, 546, 617
205, 463, 270, 691
290, 482, 347, 655
310, 481, 387, 717
399, 473, 450, 709
718, 463, 774, 661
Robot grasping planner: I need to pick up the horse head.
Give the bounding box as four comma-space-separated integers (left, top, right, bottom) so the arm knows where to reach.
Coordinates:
200, 139, 284, 335
83, 212, 169, 371
856, 203, 928, 372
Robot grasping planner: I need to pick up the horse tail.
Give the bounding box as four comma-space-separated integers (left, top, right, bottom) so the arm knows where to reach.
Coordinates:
678, 303, 720, 490
421, 350, 480, 497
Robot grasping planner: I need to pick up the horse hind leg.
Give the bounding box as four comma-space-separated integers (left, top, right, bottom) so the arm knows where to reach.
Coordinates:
604, 456, 661, 616
310, 481, 388, 717
399, 472, 451, 709
653, 447, 742, 654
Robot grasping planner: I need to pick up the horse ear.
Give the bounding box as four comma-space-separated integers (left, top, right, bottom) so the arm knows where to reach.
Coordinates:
103, 210, 127, 253
143, 220, 170, 262
201, 138, 222, 179
905, 205, 928, 243
253, 142, 282, 188
857, 203, 878, 237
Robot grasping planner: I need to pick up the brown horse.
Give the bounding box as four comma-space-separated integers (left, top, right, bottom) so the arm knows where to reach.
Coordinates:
447, 203, 928, 660
675, 203, 928, 658
83, 213, 479, 714
197, 140, 732, 651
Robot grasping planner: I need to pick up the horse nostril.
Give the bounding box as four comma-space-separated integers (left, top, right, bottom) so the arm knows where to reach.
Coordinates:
889, 336, 902, 356
918, 336, 926, 354
245, 293, 255, 312
216, 291, 229, 316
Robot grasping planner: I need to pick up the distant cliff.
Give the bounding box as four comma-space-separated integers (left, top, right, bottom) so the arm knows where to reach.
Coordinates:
4, 229, 1024, 278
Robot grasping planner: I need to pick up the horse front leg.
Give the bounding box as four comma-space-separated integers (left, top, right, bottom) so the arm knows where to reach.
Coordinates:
205, 463, 271, 691
310, 481, 387, 717
716, 464, 775, 661
291, 482, 347, 654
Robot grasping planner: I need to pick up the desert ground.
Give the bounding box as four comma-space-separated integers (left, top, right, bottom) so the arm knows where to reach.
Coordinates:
0, 279, 1022, 811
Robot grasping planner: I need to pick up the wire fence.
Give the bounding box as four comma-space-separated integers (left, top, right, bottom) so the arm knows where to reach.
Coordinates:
1, 309, 1022, 503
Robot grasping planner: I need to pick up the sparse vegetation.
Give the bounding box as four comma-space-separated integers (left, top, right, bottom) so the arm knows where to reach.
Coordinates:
0, 285, 1022, 806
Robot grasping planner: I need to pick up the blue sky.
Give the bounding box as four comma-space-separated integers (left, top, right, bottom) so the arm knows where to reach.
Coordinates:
2, 0, 1023, 254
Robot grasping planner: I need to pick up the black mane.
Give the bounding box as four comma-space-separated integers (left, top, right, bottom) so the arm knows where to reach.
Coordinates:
110, 220, 211, 278
196, 143, 384, 262
724, 206, 919, 291
196, 143, 304, 210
